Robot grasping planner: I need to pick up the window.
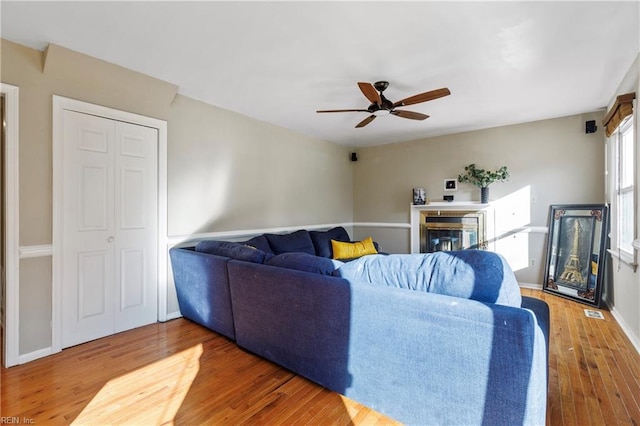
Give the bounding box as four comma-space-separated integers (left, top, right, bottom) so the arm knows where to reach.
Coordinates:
614, 116, 635, 258
604, 92, 636, 267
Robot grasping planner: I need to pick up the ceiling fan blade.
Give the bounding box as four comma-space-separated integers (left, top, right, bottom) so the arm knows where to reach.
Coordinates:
355, 115, 376, 128
316, 109, 370, 113
391, 110, 430, 120
393, 88, 451, 108
357, 82, 382, 105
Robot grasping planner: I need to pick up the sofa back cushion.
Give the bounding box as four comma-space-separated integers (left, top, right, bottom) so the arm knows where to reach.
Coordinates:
333, 251, 522, 307
195, 240, 267, 263
309, 226, 350, 258
265, 252, 343, 275
265, 230, 316, 255
242, 235, 274, 254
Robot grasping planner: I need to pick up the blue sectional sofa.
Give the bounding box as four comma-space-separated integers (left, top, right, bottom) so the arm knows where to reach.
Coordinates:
170, 227, 549, 425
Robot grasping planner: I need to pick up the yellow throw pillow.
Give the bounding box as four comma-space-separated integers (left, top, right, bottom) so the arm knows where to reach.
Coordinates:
332, 237, 378, 260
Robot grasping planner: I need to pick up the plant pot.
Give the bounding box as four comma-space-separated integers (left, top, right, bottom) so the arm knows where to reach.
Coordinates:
481, 187, 489, 204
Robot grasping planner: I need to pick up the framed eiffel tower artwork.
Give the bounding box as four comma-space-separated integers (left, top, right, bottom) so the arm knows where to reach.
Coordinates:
543, 204, 609, 307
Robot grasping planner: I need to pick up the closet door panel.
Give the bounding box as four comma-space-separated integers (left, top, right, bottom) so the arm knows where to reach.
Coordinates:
61, 112, 158, 348
62, 111, 115, 348
114, 121, 158, 332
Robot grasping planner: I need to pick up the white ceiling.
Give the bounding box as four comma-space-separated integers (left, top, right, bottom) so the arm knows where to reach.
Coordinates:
2, 1, 639, 147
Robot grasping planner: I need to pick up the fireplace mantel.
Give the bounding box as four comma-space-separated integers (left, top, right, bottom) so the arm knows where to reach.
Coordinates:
410, 202, 495, 253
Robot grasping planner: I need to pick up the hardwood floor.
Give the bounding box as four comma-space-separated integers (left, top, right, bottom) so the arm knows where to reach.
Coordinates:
1, 317, 398, 425
521, 289, 640, 426
2, 289, 639, 425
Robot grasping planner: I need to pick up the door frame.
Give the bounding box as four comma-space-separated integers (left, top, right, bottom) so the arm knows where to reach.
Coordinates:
1, 83, 20, 367
52, 96, 168, 354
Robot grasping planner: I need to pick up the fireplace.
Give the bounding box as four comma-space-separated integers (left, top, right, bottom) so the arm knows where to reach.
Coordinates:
419, 210, 486, 253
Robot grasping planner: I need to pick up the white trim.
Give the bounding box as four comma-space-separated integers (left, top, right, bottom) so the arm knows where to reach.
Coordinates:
167, 222, 352, 246
1, 83, 19, 367
167, 222, 417, 247
410, 201, 490, 209
518, 282, 543, 290
167, 222, 544, 247
352, 222, 410, 229
19, 245, 53, 259
18, 347, 54, 365
609, 306, 640, 355
518, 226, 548, 234
165, 311, 183, 321
52, 95, 168, 354
607, 248, 638, 271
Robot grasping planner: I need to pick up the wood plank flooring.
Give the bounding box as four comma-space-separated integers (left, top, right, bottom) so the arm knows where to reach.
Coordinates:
1, 318, 398, 425
520, 288, 640, 426
2, 289, 639, 425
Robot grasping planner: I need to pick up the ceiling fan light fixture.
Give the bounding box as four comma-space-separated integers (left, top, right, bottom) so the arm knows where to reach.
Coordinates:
317, 81, 450, 128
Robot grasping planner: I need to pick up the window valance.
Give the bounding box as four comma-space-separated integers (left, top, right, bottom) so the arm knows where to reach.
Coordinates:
603, 92, 636, 137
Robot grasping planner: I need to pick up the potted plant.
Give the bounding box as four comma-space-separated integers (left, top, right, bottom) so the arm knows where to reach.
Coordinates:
457, 163, 509, 203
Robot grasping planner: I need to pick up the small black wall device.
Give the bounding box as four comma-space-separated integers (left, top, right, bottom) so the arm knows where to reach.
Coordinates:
351, 152, 358, 162
586, 120, 597, 134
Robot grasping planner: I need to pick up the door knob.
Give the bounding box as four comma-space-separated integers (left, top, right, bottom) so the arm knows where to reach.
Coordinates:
107, 236, 114, 243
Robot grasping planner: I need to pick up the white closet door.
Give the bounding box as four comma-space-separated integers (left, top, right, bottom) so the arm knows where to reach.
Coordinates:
114, 121, 158, 332
61, 111, 157, 348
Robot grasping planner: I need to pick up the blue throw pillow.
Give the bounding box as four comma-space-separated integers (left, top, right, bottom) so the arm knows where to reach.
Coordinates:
310, 226, 351, 258
264, 230, 316, 255
195, 240, 267, 263
265, 252, 343, 275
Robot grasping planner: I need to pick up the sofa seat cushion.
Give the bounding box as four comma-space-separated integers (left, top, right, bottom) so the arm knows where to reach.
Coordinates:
309, 226, 351, 258
195, 240, 267, 263
265, 230, 316, 255
333, 251, 522, 307
265, 252, 344, 275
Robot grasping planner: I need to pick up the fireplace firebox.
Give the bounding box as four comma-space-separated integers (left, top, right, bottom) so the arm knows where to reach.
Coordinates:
419, 210, 486, 253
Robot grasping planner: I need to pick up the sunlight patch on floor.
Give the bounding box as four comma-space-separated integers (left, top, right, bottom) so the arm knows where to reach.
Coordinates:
72, 343, 203, 425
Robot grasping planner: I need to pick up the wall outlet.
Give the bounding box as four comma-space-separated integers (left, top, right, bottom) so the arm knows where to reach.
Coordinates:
530, 259, 536, 266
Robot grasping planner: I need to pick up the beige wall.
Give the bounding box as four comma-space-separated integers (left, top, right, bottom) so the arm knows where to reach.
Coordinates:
168, 95, 353, 237
1, 39, 353, 357
352, 111, 606, 285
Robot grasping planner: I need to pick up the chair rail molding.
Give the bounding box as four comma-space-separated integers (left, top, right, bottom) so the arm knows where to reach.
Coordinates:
19, 244, 53, 259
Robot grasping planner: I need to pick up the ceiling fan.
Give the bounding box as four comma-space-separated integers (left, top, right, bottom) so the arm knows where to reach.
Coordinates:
316, 81, 450, 128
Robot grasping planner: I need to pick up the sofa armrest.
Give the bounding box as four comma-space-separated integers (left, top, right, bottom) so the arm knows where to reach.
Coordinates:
227, 261, 547, 425
169, 247, 235, 339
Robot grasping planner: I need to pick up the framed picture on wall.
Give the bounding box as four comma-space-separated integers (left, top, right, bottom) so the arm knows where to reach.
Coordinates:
444, 179, 457, 191
542, 204, 609, 307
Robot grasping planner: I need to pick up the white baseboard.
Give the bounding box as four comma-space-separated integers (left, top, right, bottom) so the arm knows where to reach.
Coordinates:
609, 306, 640, 355
18, 346, 55, 364
518, 282, 542, 290
165, 311, 183, 321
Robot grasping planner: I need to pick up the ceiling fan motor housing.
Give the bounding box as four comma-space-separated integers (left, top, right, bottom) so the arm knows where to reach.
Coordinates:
373, 81, 389, 92
368, 95, 394, 114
